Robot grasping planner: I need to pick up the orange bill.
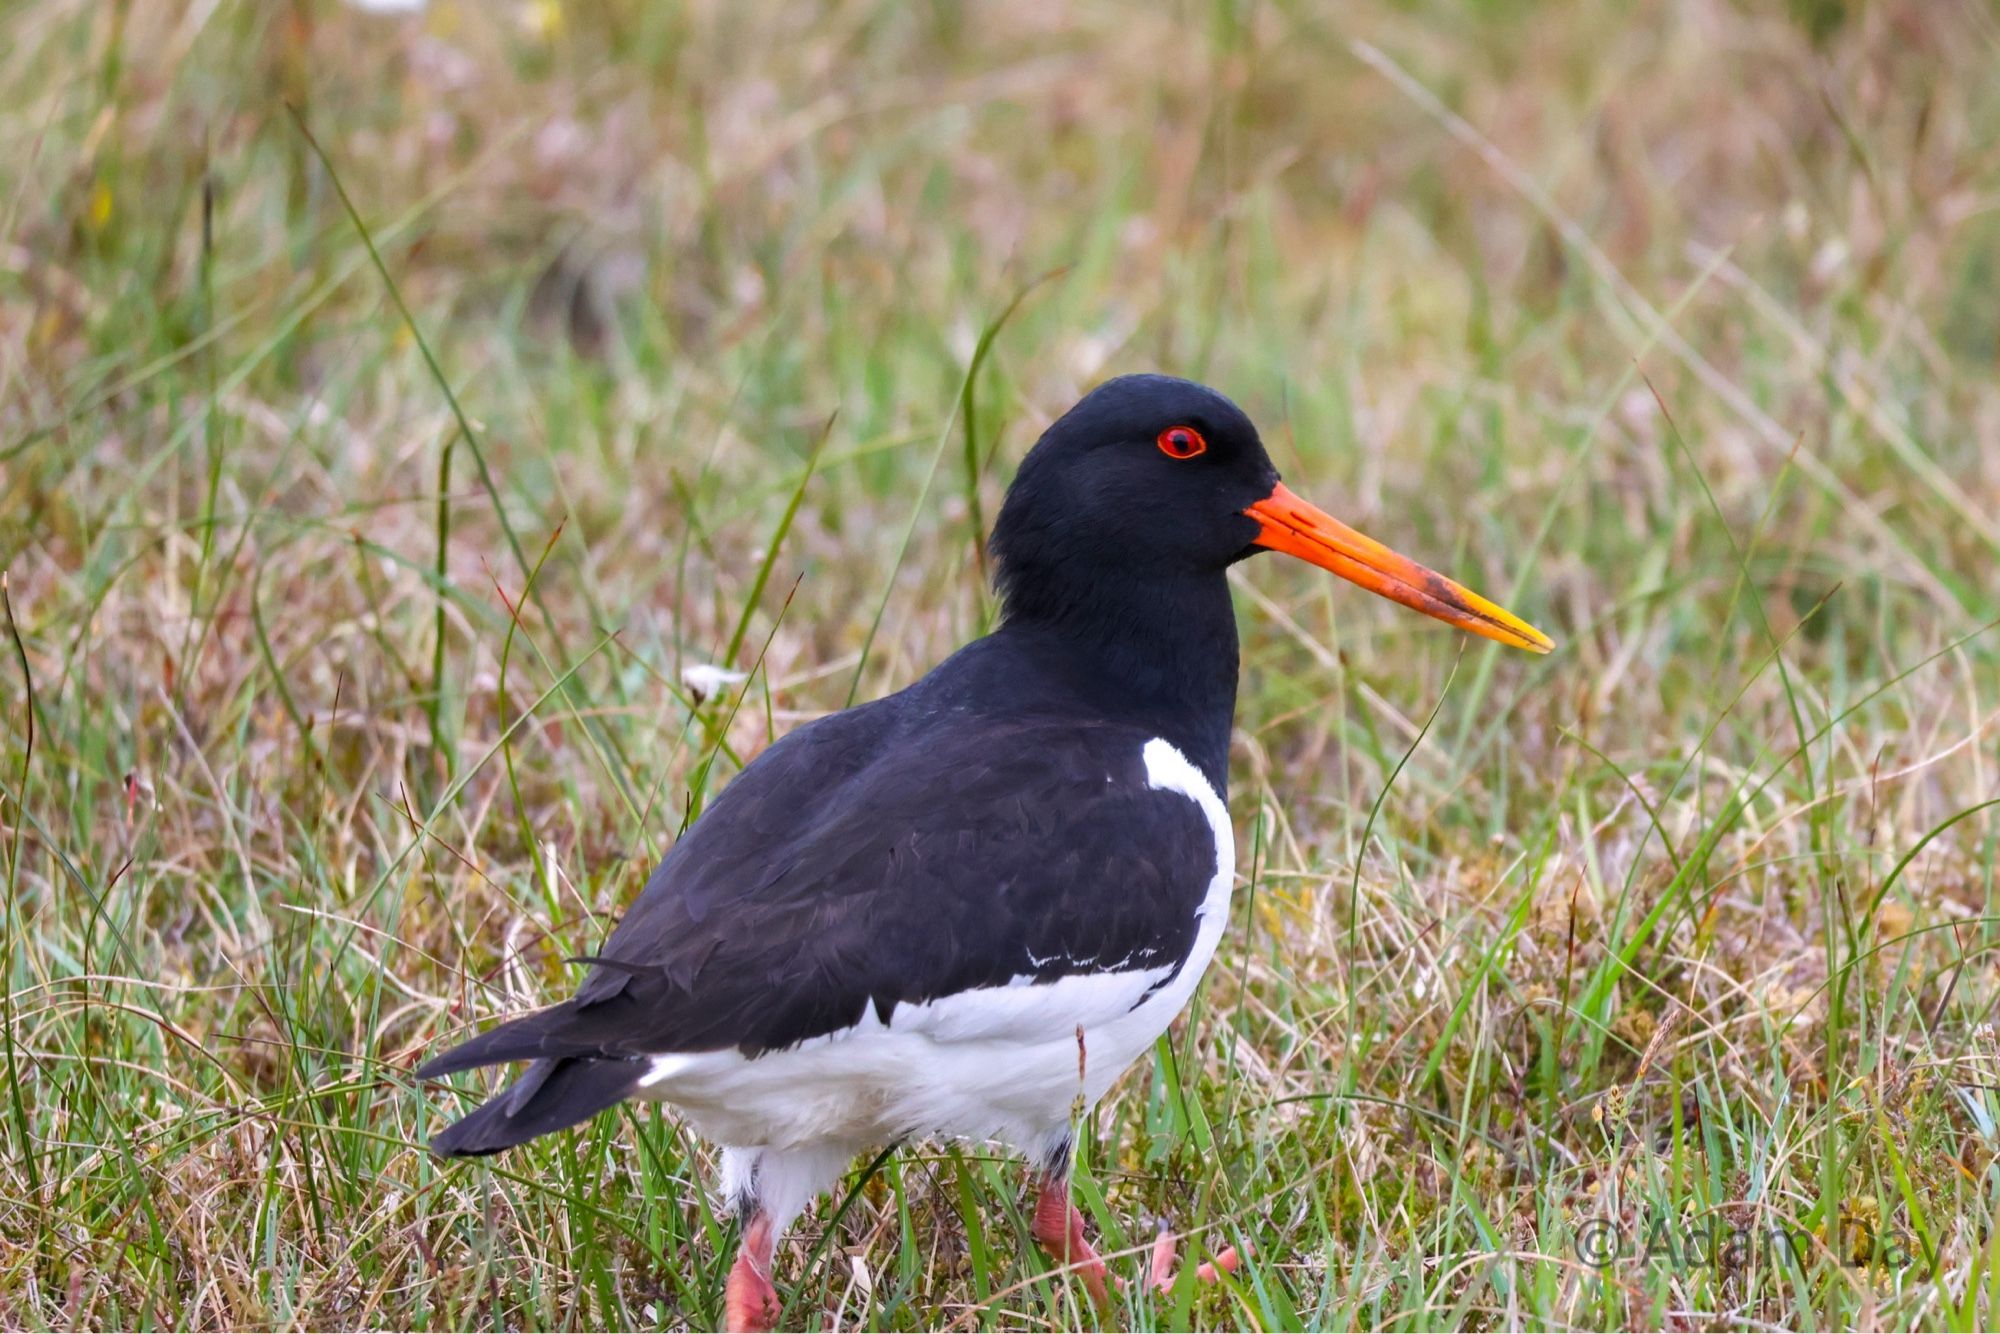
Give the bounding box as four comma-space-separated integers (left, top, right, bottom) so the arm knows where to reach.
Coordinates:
1245, 483, 1554, 653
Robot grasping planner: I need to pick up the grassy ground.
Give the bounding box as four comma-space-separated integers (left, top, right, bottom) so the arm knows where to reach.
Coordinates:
4, 0, 2000, 1328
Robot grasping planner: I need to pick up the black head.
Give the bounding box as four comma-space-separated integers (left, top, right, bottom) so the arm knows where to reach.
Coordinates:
991, 375, 1277, 605
992, 373, 1554, 653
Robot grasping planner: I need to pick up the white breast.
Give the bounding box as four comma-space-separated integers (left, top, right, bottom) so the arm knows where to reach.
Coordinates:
636, 737, 1235, 1153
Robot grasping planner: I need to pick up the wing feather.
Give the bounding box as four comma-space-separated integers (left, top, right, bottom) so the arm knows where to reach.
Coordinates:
423, 709, 1216, 1074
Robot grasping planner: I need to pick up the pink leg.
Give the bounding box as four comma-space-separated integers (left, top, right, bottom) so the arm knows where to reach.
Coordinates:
724, 1212, 781, 1333
1030, 1174, 1115, 1309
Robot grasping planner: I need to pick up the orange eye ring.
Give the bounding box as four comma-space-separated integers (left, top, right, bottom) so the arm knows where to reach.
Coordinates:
1156, 425, 1207, 460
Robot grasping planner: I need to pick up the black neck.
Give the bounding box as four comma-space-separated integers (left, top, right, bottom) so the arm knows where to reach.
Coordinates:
995, 566, 1238, 791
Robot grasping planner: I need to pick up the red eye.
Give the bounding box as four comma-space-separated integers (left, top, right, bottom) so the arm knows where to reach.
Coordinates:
1156, 425, 1207, 460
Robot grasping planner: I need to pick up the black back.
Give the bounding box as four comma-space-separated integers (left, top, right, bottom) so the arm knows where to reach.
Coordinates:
422, 637, 1218, 1075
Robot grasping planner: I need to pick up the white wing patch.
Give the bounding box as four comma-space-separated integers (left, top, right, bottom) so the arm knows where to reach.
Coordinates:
1139, 736, 1234, 950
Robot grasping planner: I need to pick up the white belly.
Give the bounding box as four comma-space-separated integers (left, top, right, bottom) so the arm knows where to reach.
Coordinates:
635, 737, 1234, 1152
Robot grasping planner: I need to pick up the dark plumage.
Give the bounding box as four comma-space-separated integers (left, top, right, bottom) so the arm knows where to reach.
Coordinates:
422, 713, 1216, 1154
412, 373, 1551, 1329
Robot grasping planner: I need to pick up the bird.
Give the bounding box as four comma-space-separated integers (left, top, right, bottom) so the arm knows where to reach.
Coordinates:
414, 373, 1552, 1330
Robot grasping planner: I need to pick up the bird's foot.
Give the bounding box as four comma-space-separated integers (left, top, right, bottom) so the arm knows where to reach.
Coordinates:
725, 1213, 782, 1333
1030, 1182, 1115, 1309
1147, 1224, 1246, 1293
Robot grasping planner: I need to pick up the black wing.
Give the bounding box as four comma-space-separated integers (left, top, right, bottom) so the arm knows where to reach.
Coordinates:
422, 708, 1217, 1075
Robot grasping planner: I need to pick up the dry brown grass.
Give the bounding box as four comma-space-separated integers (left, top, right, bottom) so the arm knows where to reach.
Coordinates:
3, 0, 1998, 1327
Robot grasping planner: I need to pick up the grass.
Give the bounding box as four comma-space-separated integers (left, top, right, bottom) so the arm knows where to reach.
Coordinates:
4, 0, 1999, 1327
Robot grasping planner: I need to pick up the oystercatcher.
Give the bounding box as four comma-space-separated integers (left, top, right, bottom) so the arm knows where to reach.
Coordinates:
416, 374, 1551, 1329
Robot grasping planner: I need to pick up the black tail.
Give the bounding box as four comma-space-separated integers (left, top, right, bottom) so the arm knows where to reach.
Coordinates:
427, 1055, 644, 1157
418, 1005, 644, 1157
415, 1002, 591, 1080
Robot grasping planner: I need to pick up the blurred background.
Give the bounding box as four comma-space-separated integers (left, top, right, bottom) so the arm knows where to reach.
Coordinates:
4, 1, 1999, 1329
